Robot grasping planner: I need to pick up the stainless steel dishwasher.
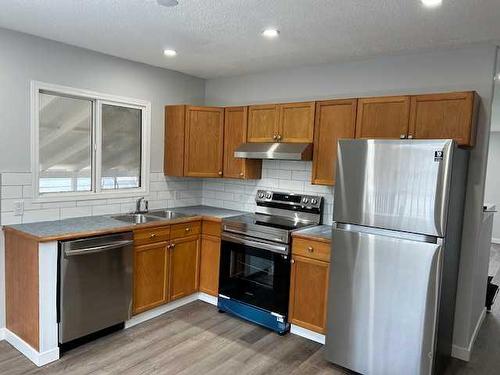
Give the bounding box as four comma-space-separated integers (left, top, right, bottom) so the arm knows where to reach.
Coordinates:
58, 232, 133, 345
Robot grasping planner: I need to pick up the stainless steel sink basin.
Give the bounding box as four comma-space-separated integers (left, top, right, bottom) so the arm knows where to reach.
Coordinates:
147, 210, 186, 220
112, 213, 162, 224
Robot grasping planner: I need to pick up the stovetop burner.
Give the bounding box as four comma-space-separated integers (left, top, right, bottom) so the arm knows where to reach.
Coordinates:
228, 213, 315, 231
222, 190, 324, 245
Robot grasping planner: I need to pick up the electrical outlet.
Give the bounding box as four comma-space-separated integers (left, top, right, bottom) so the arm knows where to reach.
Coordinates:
14, 201, 24, 216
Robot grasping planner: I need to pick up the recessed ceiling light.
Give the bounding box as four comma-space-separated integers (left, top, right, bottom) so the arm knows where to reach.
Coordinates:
420, 0, 442, 8
262, 28, 280, 38
157, 0, 178, 7
163, 49, 177, 57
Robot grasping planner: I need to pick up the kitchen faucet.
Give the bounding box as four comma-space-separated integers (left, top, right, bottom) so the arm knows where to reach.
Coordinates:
135, 197, 149, 214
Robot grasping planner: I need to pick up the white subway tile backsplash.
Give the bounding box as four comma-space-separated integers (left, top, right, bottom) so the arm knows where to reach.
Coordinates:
202, 161, 334, 225
291, 170, 310, 181
1, 212, 22, 225
1, 173, 32, 186
1, 186, 23, 199
23, 208, 60, 224
278, 179, 304, 191
1, 168, 334, 226
61, 206, 92, 219
22, 185, 34, 199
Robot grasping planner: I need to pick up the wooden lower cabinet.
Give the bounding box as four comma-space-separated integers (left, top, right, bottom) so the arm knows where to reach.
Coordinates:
289, 254, 330, 334
133, 241, 170, 315
199, 234, 221, 296
169, 235, 200, 301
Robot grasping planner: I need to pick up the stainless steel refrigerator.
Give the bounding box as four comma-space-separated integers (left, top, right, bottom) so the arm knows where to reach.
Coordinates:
325, 139, 469, 375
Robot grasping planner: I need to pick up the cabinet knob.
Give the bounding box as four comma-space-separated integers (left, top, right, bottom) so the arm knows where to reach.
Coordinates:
307, 246, 314, 253
400, 134, 406, 139
171, 243, 176, 249
150, 233, 157, 239
218, 171, 223, 176
277, 134, 282, 141
273, 134, 278, 141
291, 259, 295, 264
408, 135, 414, 139
239, 172, 244, 178
185, 227, 191, 232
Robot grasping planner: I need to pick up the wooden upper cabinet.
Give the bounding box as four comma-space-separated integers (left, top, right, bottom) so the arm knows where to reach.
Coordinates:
223, 107, 262, 179
169, 235, 200, 301
356, 96, 411, 139
184, 106, 224, 178
164, 105, 186, 176
409, 92, 478, 147
312, 99, 357, 186
279, 102, 315, 143
133, 241, 169, 315
247, 104, 279, 142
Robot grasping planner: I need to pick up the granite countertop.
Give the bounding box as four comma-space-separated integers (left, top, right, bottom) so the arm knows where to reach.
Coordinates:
4, 205, 245, 242
292, 225, 332, 242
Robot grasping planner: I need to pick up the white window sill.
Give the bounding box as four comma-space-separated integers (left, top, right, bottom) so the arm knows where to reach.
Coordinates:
33, 188, 149, 203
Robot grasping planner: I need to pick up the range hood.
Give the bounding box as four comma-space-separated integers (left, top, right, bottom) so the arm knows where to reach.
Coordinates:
234, 142, 313, 161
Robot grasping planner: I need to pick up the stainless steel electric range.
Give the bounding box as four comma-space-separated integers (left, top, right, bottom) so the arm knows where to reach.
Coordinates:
218, 190, 324, 334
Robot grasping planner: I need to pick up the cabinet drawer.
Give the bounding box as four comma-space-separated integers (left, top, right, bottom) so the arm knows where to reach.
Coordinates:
171, 221, 201, 239
202, 220, 222, 237
292, 237, 331, 262
134, 226, 170, 245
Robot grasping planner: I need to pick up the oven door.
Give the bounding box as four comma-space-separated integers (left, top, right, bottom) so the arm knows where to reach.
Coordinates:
219, 233, 291, 316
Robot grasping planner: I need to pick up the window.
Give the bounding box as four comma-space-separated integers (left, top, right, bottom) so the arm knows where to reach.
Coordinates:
32, 82, 150, 200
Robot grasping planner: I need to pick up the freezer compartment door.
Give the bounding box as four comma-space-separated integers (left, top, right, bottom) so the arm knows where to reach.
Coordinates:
325, 227, 442, 375
334, 139, 454, 236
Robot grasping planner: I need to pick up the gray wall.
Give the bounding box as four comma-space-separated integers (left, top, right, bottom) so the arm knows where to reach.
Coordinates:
485, 132, 500, 240
0, 27, 205, 328
205, 43, 498, 353
0, 27, 205, 174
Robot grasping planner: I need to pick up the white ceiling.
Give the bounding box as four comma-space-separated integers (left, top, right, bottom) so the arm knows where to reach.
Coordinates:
1, 0, 500, 79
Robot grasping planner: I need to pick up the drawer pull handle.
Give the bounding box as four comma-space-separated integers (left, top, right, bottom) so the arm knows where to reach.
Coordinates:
307, 246, 314, 253
171, 243, 176, 249
185, 227, 191, 232
150, 234, 157, 239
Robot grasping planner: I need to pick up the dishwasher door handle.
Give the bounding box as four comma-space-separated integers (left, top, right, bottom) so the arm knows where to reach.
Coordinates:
64, 240, 134, 257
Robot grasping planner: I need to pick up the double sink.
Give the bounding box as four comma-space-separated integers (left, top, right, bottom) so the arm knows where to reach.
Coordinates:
112, 210, 187, 224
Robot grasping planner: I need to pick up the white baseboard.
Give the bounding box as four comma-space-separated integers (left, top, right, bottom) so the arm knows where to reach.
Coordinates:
492, 237, 500, 245
452, 307, 486, 361
290, 324, 325, 345
198, 292, 218, 306
4, 329, 59, 367
125, 294, 199, 329
0, 327, 5, 341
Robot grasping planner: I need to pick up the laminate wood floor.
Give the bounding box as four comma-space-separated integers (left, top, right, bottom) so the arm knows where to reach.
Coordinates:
2, 245, 500, 375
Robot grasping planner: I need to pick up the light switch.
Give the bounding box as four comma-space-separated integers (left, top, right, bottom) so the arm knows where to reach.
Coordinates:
14, 201, 24, 216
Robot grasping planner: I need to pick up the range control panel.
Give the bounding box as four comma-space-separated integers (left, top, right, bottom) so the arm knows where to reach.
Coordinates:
255, 190, 323, 210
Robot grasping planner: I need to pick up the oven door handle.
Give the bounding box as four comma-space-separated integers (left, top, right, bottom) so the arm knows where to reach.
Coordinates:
221, 233, 289, 255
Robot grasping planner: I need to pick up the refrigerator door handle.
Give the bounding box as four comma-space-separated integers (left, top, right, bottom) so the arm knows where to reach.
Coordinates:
335, 222, 441, 244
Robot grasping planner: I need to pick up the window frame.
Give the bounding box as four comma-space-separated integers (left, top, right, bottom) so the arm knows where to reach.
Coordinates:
31, 81, 151, 202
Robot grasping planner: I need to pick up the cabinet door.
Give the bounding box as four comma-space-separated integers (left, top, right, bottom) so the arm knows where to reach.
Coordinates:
409, 92, 477, 146
247, 104, 279, 142
184, 106, 224, 177
223, 107, 262, 179
289, 255, 329, 334
356, 96, 410, 139
169, 235, 200, 301
164, 105, 186, 177
133, 241, 169, 314
279, 102, 315, 143
312, 99, 357, 186
199, 234, 221, 296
